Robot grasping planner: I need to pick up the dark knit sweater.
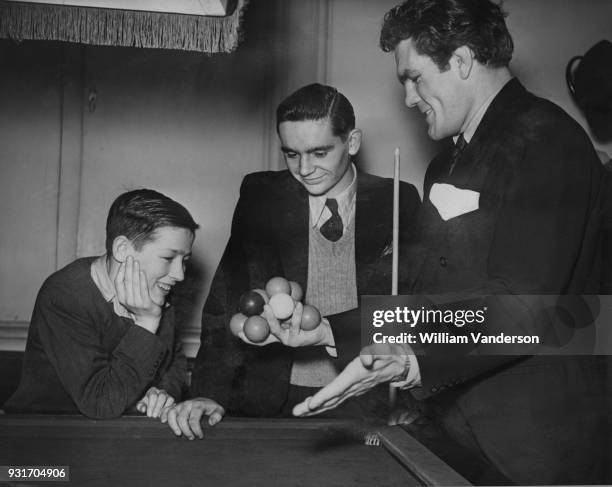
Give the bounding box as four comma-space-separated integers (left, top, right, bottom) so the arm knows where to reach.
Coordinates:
4, 257, 186, 418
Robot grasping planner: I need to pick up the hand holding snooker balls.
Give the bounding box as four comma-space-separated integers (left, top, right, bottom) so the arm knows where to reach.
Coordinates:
264, 277, 320, 330
230, 276, 323, 344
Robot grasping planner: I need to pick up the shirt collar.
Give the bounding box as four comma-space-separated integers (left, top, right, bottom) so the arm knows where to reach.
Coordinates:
309, 163, 357, 229
90, 255, 132, 319
454, 79, 511, 144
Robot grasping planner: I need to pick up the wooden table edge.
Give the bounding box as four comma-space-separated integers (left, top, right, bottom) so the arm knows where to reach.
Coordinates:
377, 425, 472, 486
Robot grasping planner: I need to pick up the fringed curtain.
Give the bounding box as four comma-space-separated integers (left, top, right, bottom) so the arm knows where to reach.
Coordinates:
0, 0, 249, 53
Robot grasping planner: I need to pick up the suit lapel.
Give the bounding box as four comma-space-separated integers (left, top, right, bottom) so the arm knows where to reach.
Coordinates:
452, 78, 527, 190
275, 174, 309, 289
355, 172, 391, 294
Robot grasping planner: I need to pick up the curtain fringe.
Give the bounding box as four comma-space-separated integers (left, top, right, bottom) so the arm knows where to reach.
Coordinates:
0, 0, 249, 53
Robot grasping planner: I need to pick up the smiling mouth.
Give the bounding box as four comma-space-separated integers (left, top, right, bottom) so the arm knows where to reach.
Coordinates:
421, 108, 434, 127
156, 282, 173, 293
302, 175, 325, 185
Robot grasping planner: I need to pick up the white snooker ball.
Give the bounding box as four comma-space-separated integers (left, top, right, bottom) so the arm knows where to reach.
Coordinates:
269, 293, 295, 321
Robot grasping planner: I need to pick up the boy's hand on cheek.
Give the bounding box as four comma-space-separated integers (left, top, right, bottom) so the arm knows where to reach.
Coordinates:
115, 255, 162, 333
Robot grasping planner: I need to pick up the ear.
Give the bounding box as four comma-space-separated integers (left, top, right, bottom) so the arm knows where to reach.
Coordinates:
111, 235, 134, 263
453, 45, 474, 80
347, 128, 362, 156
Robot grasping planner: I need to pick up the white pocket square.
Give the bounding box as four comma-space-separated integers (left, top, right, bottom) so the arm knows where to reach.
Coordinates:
429, 183, 480, 221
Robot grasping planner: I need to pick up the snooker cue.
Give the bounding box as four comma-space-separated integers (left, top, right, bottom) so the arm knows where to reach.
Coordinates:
389, 148, 400, 410
392, 148, 400, 296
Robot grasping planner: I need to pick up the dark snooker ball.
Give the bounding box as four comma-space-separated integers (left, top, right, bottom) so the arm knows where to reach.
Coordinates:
239, 290, 266, 316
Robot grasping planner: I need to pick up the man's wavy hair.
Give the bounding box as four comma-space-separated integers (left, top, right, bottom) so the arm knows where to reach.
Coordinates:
380, 0, 514, 71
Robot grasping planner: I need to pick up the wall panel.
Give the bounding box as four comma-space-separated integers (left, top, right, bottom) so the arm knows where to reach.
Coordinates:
0, 41, 63, 329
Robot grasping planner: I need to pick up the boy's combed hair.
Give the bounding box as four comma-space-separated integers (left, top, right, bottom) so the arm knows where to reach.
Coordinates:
380, 0, 513, 70
105, 189, 199, 255
276, 83, 355, 141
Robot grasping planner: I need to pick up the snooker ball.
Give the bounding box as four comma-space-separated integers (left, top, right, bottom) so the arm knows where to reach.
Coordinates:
243, 315, 270, 343
252, 288, 269, 303
300, 304, 322, 331
229, 312, 248, 337
269, 293, 295, 321
289, 281, 303, 301
265, 276, 291, 297
239, 290, 266, 316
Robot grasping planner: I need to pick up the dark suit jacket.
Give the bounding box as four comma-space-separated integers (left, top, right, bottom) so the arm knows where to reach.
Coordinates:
410, 79, 606, 484
333, 79, 608, 485
191, 169, 420, 416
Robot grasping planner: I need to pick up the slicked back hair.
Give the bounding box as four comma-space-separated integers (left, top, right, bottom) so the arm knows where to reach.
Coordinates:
276, 83, 355, 141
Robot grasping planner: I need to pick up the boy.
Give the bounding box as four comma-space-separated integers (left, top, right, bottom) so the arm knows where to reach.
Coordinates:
4, 189, 204, 419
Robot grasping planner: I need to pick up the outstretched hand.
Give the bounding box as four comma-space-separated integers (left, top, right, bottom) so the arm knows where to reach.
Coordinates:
293, 344, 412, 417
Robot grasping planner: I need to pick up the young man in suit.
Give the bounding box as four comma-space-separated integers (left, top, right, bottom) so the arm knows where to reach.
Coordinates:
293, 1, 607, 484
167, 83, 420, 438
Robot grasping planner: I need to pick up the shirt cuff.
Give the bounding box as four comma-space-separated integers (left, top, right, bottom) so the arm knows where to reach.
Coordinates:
323, 318, 337, 357
325, 346, 338, 358
390, 352, 421, 389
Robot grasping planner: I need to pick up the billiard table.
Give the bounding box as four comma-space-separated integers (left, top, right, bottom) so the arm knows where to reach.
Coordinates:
0, 415, 470, 486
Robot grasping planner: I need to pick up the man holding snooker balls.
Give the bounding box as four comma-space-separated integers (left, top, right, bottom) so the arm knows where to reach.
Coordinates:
168, 83, 420, 438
